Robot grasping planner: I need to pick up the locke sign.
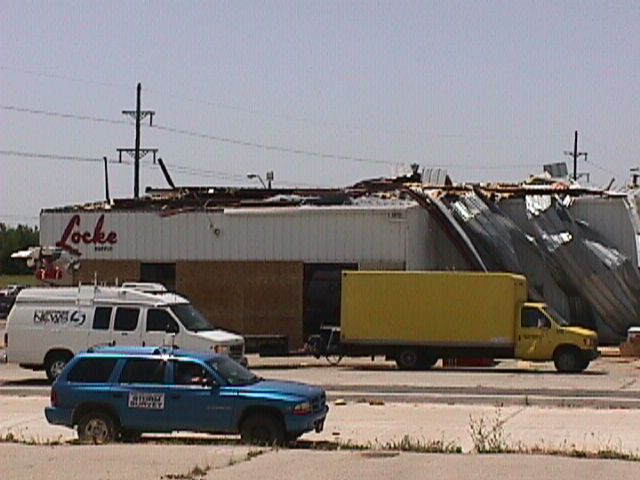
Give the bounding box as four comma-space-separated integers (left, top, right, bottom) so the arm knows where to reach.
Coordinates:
56, 214, 118, 253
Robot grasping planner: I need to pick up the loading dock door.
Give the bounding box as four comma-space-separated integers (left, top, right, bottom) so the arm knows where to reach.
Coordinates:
303, 263, 357, 340
140, 263, 176, 291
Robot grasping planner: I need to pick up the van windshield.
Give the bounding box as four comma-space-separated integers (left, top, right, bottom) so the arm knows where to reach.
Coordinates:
170, 304, 214, 332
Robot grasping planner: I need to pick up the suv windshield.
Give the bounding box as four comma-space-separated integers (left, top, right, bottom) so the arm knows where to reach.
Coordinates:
206, 356, 260, 386
170, 304, 214, 332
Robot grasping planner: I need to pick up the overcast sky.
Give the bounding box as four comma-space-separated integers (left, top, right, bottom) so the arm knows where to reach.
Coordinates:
1, 1, 639, 226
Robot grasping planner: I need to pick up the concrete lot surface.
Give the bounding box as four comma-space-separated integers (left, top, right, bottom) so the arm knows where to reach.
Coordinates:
1, 339, 639, 478
1, 444, 638, 480
2, 395, 639, 455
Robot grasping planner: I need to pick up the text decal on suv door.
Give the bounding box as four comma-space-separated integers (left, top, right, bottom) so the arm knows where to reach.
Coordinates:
128, 392, 165, 410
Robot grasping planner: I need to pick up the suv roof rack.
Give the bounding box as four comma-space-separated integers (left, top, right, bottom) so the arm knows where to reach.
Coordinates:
152, 345, 180, 355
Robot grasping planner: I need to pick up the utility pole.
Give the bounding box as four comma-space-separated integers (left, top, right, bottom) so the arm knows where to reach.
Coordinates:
563, 130, 587, 181
118, 83, 158, 198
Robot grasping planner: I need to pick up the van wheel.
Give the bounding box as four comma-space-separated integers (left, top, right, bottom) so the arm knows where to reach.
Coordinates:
554, 347, 582, 373
396, 349, 420, 370
45, 352, 72, 382
77, 412, 116, 444
240, 413, 285, 446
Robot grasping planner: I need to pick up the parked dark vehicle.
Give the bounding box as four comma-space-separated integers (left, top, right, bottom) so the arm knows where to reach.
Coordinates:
45, 346, 328, 445
0, 285, 24, 318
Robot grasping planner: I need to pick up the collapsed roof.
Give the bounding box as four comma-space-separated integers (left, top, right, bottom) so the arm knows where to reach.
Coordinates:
41, 169, 640, 344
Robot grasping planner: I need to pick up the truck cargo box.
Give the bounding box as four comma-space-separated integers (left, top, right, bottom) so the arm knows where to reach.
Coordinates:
340, 271, 527, 348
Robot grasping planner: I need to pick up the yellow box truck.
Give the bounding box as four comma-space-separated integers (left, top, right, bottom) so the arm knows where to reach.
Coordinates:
339, 271, 599, 373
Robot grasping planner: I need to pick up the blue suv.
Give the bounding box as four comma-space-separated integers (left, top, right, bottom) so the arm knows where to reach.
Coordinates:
45, 346, 328, 445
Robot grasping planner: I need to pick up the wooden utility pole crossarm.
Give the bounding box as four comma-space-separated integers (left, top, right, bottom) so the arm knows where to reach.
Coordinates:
118, 83, 158, 198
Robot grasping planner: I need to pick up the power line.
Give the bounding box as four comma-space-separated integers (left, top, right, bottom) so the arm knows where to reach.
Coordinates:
1, 102, 562, 171
150, 124, 397, 166
0, 148, 543, 181
0, 65, 130, 90
1, 103, 399, 166
0, 149, 322, 187
0, 105, 127, 126
1, 65, 569, 141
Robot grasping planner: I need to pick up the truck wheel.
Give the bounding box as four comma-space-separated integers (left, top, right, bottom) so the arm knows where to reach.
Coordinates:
240, 413, 285, 446
554, 347, 582, 373
77, 412, 116, 444
45, 352, 72, 382
396, 349, 420, 370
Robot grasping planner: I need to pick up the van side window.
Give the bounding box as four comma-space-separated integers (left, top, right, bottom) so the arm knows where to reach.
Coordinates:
119, 359, 166, 384
67, 358, 117, 383
93, 307, 112, 330
114, 307, 140, 331
147, 309, 179, 333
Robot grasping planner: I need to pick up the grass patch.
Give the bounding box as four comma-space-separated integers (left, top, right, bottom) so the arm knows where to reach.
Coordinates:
0, 275, 38, 289
0, 431, 65, 446
163, 464, 211, 480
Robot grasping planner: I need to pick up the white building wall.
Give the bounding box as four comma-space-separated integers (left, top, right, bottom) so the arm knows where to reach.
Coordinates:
41, 205, 428, 266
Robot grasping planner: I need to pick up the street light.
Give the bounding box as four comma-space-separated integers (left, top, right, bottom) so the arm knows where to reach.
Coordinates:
247, 173, 267, 189
247, 171, 274, 189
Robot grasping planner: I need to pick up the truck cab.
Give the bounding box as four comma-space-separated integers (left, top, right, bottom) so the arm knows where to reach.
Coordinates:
516, 303, 599, 372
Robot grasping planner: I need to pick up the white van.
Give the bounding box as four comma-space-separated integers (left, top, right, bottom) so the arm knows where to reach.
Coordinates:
2, 284, 246, 381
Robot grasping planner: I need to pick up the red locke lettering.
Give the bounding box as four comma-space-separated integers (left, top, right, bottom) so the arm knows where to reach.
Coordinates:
56, 215, 118, 253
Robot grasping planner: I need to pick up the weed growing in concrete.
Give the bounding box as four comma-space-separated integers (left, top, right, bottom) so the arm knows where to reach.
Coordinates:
0, 430, 64, 446
381, 435, 462, 454
163, 464, 211, 480
326, 435, 462, 454
468, 409, 509, 453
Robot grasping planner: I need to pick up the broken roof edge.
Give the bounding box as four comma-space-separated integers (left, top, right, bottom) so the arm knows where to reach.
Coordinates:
40, 173, 630, 215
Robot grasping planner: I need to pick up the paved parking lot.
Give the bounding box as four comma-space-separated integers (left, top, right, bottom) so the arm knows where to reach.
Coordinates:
1, 339, 639, 478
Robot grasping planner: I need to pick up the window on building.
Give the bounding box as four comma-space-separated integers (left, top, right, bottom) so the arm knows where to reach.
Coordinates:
114, 307, 139, 331
120, 359, 166, 384
67, 358, 117, 383
92, 307, 112, 330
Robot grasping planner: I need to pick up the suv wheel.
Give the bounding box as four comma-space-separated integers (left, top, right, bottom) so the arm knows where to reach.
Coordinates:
78, 412, 116, 444
240, 413, 285, 446
45, 352, 72, 382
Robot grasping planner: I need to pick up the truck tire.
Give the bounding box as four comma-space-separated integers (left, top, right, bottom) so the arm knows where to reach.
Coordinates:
77, 411, 116, 444
396, 349, 420, 370
554, 347, 583, 373
45, 351, 73, 382
240, 413, 285, 446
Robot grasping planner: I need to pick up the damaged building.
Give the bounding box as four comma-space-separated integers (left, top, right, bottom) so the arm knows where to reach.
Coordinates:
38, 170, 640, 348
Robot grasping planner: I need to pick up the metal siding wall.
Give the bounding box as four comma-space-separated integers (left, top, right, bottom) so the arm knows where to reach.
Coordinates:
40, 206, 415, 264
501, 197, 639, 266
570, 197, 637, 262
406, 208, 429, 270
